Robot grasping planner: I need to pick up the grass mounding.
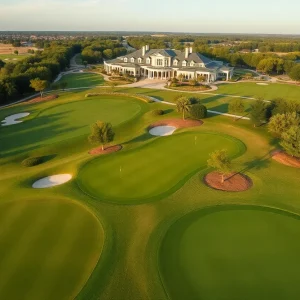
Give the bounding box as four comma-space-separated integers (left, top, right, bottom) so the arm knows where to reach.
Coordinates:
160, 205, 300, 300
0, 198, 104, 300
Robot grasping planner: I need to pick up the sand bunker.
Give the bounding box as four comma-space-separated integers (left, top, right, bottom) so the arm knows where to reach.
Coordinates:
149, 126, 176, 136
256, 83, 269, 86
1, 112, 30, 126
32, 174, 72, 188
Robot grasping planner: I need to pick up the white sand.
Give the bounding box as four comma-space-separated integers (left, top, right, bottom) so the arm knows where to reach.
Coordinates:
256, 83, 269, 86
1, 112, 30, 126
32, 174, 72, 189
149, 126, 176, 136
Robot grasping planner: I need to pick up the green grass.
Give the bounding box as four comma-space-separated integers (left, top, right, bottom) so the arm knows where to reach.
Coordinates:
1, 85, 300, 299
0, 54, 30, 62
77, 131, 244, 203
160, 206, 300, 300
0, 198, 103, 300
57, 73, 106, 89
217, 82, 300, 102
0, 95, 145, 155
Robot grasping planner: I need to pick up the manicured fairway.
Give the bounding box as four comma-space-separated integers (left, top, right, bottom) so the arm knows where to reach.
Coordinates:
160, 206, 300, 300
217, 82, 300, 102
0, 198, 104, 300
0, 54, 29, 62
77, 132, 245, 203
0, 96, 144, 154
57, 73, 105, 88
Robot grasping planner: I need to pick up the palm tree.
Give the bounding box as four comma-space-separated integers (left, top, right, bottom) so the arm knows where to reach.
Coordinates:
176, 97, 191, 120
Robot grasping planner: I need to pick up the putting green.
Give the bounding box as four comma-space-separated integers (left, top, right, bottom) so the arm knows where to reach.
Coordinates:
0, 198, 104, 300
0, 96, 143, 154
77, 132, 245, 203
160, 206, 300, 300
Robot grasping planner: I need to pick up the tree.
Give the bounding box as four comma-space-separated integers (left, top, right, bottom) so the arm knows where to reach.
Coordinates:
176, 97, 191, 120
30, 78, 48, 98
207, 149, 232, 183
289, 65, 300, 81
268, 112, 300, 137
88, 121, 115, 151
59, 81, 68, 91
228, 98, 245, 120
110, 82, 117, 93
14, 50, 19, 55
103, 49, 113, 59
0, 78, 16, 103
280, 126, 300, 158
189, 104, 207, 119
249, 99, 267, 127
178, 74, 184, 84
83, 61, 88, 68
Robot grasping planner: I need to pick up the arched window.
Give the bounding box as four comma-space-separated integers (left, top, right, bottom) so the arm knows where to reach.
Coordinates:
190, 61, 194, 67
131, 58, 135, 63
124, 58, 128, 62
173, 60, 178, 66
146, 58, 151, 64
182, 61, 187, 67
138, 58, 142, 63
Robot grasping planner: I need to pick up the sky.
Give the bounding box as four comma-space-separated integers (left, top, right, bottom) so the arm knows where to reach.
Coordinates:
0, 0, 300, 34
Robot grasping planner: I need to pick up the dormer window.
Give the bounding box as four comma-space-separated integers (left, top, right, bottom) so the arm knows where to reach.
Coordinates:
146, 58, 151, 64
182, 61, 187, 67
124, 58, 128, 62
138, 58, 142, 63
173, 60, 178, 66
131, 58, 135, 63
190, 61, 195, 67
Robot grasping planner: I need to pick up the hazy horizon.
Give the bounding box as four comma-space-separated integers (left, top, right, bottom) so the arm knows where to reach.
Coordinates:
1, 0, 300, 34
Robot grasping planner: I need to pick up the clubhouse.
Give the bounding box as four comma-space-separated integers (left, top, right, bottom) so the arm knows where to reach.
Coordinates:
104, 45, 234, 82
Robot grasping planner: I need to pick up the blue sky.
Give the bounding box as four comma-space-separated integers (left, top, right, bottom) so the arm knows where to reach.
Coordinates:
0, 0, 299, 34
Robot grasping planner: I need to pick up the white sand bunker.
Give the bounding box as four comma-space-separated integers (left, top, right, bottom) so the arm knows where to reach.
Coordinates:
32, 174, 72, 189
149, 126, 176, 136
1, 112, 30, 126
256, 83, 269, 86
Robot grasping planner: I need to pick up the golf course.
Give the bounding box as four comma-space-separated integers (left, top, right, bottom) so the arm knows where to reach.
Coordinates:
0, 73, 300, 300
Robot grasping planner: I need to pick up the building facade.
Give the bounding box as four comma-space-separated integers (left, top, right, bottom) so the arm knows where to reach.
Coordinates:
104, 45, 234, 82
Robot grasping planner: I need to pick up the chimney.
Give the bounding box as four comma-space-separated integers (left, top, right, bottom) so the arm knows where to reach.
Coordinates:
145, 45, 149, 51
185, 47, 189, 59
142, 46, 146, 56
189, 47, 193, 53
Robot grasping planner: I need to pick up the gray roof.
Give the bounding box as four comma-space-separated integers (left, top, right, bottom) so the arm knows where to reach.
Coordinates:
106, 47, 232, 72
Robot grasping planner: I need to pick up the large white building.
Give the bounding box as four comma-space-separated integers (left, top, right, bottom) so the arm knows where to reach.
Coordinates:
104, 45, 234, 82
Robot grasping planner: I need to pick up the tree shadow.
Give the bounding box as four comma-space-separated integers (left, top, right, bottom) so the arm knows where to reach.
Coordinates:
0, 110, 85, 159
239, 152, 271, 173
122, 131, 153, 146
164, 108, 174, 114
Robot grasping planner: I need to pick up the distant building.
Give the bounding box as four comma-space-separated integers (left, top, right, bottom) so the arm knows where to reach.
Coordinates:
104, 45, 234, 82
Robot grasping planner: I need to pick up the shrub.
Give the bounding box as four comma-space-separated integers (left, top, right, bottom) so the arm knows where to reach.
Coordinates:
21, 157, 43, 167
152, 109, 164, 116
189, 79, 198, 86
188, 97, 201, 104
190, 104, 207, 119
170, 83, 178, 87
